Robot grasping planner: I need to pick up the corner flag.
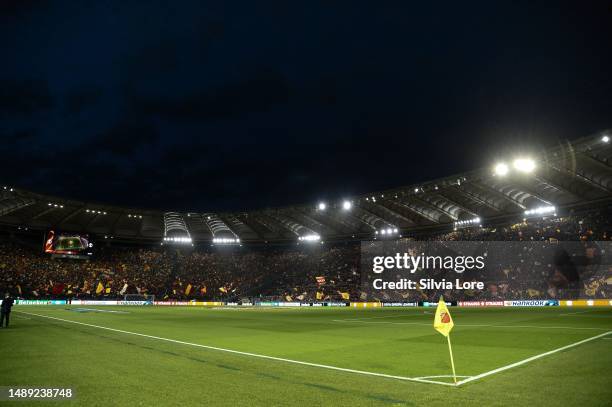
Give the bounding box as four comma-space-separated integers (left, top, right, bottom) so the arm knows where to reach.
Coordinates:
433, 296, 457, 384
433, 296, 454, 337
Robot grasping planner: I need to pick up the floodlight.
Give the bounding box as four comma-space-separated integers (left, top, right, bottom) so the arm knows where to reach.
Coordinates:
494, 162, 509, 176
318, 202, 326, 210
524, 205, 556, 216
602, 135, 610, 143
342, 200, 352, 210
513, 158, 535, 173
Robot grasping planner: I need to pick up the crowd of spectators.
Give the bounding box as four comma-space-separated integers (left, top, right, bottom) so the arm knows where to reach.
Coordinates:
0, 207, 610, 302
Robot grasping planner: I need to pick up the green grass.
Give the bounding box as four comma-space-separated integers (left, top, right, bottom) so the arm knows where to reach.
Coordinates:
0, 306, 611, 406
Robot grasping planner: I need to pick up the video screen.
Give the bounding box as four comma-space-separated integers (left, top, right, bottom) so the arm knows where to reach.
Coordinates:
44, 230, 93, 258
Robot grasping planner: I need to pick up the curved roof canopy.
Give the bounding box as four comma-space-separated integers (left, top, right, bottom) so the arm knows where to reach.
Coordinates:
2, 131, 611, 244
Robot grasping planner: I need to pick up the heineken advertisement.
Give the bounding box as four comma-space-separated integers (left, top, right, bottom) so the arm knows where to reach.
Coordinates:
14, 300, 67, 305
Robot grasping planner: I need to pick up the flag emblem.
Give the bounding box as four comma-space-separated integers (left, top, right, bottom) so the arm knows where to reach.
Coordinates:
440, 311, 451, 323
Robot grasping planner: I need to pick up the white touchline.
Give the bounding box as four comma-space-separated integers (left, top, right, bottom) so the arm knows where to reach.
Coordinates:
456, 330, 612, 386
332, 319, 609, 331
338, 313, 429, 321
16, 311, 455, 387
559, 310, 593, 316
71, 308, 130, 314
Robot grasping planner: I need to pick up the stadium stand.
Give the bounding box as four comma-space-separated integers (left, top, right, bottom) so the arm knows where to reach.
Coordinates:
0, 206, 610, 302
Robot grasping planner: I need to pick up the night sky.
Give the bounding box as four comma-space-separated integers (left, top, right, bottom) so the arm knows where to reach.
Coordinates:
1, 1, 611, 212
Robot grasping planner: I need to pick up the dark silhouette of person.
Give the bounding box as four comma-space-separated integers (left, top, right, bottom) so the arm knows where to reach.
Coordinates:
1, 293, 14, 328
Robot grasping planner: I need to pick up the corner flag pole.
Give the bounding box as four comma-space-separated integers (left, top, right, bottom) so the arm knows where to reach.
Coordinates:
446, 334, 457, 384
434, 296, 457, 385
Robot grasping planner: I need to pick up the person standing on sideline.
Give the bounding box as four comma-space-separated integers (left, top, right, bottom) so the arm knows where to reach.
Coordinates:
1, 293, 14, 328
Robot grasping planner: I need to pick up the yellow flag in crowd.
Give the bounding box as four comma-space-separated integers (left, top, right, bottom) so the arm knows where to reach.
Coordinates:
316, 292, 323, 300
95, 282, 104, 294
105, 287, 111, 294
340, 292, 350, 300
433, 296, 454, 337
185, 284, 192, 296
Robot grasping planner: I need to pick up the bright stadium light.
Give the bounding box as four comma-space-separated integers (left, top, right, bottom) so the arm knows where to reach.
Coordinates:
298, 234, 320, 242
524, 205, 556, 217
377, 227, 399, 237
318, 202, 326, 210
212, 237, 240, 244
602, 135, 610, 143
494, 162, 509, 176
513, 158, 536, 173
342, 200, 352, 210
453, 216, 482, 230
164, 236, 193, 244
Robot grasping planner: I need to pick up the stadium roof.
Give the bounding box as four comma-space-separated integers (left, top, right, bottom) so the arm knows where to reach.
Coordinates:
2, 131, 611, 244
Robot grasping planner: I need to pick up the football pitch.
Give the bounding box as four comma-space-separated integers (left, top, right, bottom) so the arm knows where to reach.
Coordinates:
1, 306, 611, 406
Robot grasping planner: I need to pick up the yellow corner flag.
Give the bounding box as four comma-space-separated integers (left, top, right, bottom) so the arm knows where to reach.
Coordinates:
434, 296, 454, 336
433, 296, 457, 384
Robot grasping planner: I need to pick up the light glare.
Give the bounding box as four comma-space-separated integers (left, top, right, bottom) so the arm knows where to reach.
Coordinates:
513, 158, 536, 173
494, 163, 509, 176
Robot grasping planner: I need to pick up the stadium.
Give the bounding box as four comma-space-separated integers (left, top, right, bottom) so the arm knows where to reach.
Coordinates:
1, 131, 611, 405
2, 2, 612, 406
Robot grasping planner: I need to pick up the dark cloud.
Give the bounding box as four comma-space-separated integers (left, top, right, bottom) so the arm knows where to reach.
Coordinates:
84, 120, 160, 157
0, 0, 44, 20
136, 69, 291, 121
0, 1, 610, 211
64, 87, 103, 114
0, 80, 53, 116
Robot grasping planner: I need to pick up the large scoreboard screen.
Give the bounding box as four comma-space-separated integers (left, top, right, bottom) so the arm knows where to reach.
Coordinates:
44, 230, 93, 258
